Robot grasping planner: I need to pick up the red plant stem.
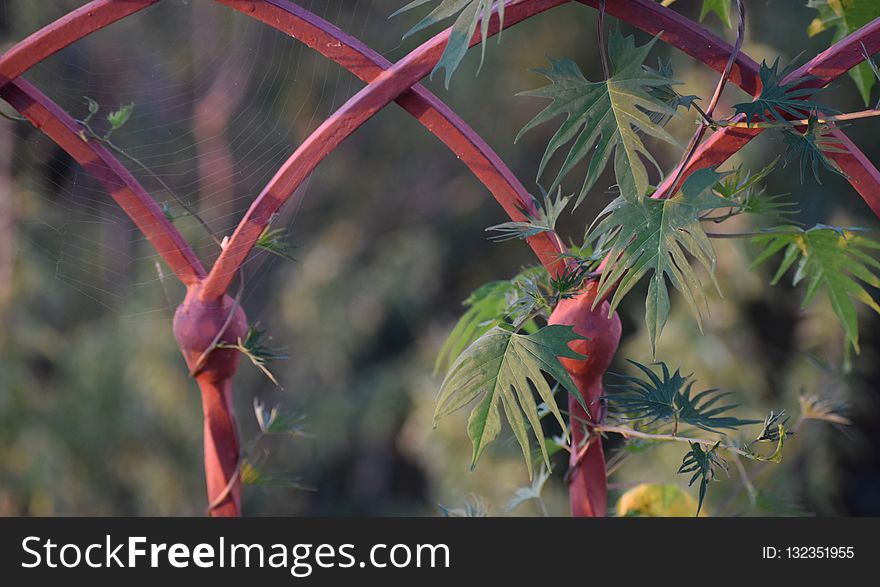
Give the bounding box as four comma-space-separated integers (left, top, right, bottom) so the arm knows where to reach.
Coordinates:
173, 285, 248, 516
549, 282, 621, 516
0, 79, 205, 286
197, 375, 242, 517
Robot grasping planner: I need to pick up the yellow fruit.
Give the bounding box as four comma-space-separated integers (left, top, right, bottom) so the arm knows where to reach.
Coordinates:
616, 483, 705, 517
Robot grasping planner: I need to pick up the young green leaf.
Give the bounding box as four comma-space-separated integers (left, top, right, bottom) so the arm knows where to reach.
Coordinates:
240, 460, 312, 491
586, 168, 731, 355
217, 324, 288, 387
678, 441, 727, 515
83, 96, 99, 123
107, 102, 134, 131
504, 464, 552, 514
808, 0, 880, 106
752, 225, 880, 352
439, 494, 489, 517
781, 116, 847, 184
434, 325, 586, 477
699, 0, 732, 28
517, 30, 679, 205
254, 398, 312, 437
607, 360, 759, 432
435, 280, 514, 375
391, 0, 502, 88
255, 226, 299, 261
732, 58, 836, 125
708, 159, 798, 222
486, 187, 571, 242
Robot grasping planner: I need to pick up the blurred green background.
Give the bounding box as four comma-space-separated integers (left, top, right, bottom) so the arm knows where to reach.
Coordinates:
0, 0, 878, 516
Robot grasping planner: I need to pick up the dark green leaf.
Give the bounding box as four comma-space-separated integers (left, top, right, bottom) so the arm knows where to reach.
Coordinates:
645, 59, 698, 125
733, 58, 836, 125
434, 325, 587, 476
781, 116, 847, 184
607, 359, 759, 431
517, 30, 679, 205
678, 442, 727, 515
752, 225, 880, 352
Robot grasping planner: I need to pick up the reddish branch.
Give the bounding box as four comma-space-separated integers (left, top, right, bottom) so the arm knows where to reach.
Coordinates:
0, 79, 205, 286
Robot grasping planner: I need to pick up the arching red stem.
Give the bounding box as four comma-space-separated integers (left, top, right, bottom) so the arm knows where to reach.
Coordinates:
0, 79, 205, 286
549, 282, 621, 516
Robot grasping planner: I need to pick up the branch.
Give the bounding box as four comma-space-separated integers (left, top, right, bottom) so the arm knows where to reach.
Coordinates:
0, 79, 206, 286
593, 424, 753, 458
713, 108, 880, 128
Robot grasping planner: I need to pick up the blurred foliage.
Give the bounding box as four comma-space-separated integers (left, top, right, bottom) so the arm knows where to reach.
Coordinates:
0, 0, 879, 516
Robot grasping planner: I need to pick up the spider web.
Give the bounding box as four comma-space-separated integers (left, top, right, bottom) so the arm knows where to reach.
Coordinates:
2, 0, 385, 321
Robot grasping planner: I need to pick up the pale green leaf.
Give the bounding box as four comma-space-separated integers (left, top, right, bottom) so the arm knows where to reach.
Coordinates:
517, 30, 679, 205
699, 0, 732, 28
752, 225, 880, 352
435, 280, 514, 375
434, 325, 586, 476
808, 0, 880, 106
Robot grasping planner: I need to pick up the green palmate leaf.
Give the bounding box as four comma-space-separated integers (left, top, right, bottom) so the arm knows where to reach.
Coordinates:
808, 0, 880, 106
699, 0, 732, 28
645, 59, 698, 126
586, 168, 731, 355
217, 324, 288, 387
392, 0, 502, 88
781, 116, 848, 184
732, 57, 836, 125
435, 280, 514, 375
517, 30, 680, 206
709, 159, 799, 221
434, 325, 587, 476
107, 102, 134, 131
255, 226, 299, 261
752, 225, 880, 352
678, 441, 728, 515
486, 187, 571, 242
607, 360, 759, 432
